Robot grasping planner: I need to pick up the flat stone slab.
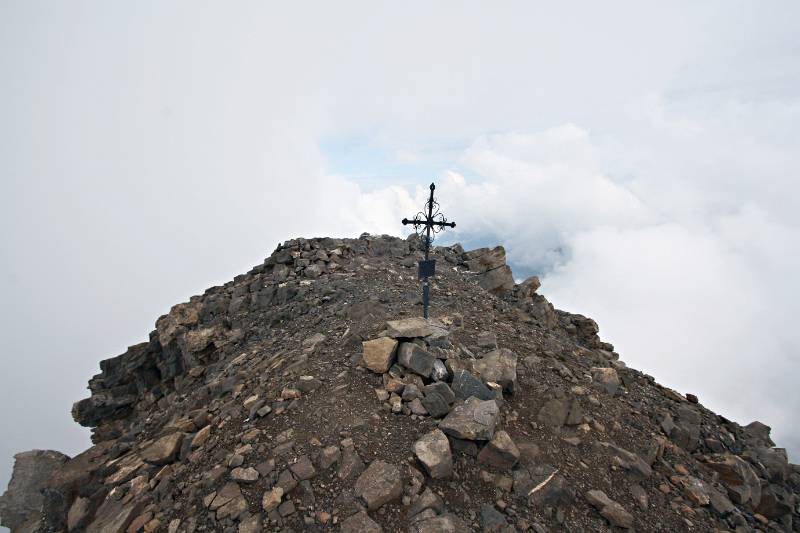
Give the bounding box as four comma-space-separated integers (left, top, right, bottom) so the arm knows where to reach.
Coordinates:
141, 433, 183, 465
385, 318, 448, 339
438, 397, 499, 441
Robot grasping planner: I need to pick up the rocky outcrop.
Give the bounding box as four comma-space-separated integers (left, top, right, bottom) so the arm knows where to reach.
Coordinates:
2, 233, 799, 533
0, 450, 69, 531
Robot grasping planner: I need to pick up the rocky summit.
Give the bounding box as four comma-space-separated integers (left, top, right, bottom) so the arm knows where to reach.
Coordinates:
1, 233, 799, 533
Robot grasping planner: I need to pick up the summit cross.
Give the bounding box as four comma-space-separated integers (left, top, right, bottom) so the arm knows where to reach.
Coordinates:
402, 183, 456, 319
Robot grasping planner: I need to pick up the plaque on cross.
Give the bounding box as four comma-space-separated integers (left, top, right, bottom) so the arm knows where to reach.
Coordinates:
402, 183, 456, 318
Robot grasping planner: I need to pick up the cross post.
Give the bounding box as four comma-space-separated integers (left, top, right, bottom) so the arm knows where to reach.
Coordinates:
402, 183, 456, 318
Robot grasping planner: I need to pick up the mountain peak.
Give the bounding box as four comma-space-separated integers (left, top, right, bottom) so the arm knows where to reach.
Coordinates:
1, 233, 796, 533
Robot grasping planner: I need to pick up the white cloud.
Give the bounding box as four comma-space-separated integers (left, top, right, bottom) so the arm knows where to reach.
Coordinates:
423, 100, 800, 457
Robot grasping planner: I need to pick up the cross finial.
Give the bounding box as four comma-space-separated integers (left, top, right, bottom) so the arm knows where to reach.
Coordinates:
401, 182, 456, 318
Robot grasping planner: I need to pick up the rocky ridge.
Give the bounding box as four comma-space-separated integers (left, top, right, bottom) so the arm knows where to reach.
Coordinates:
1, 233, 798, 533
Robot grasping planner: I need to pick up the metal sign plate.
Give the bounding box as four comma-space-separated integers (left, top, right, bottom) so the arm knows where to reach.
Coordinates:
418, 259, 436, 279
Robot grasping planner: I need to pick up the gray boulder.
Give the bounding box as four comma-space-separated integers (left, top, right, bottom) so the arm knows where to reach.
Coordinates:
439, 397, 499, 441
0, 450, 69, 531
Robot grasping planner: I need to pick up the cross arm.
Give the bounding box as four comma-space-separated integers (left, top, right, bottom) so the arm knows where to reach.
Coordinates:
402, 218, 456, 228
431, 220, 456, 228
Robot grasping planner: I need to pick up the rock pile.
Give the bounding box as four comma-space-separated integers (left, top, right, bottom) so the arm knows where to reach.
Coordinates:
2, 233, 799, 533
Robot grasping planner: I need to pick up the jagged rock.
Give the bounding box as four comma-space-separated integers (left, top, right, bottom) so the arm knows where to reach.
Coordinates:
67, 496, 92, 531
705, 453, 762, 508
591, 367, 620, 395
230, 467, 259, 483
471, 348, 518, 393
338, 439, 365, 481
0, 450, 69, 531
465, 246, 507, 272
289, 455, 316, 480
413, 429, 453, 479
141, 432, 183, 465
439, 397, 499, 441
479, 265, 515, 295
744, 420, 775, 447
409, 398, 428, 416
424, 382, 455, 404
478, 430, 520, 470
421, 391, 450, 418
476, 331, 498, 350
8, 233, 798, 533
238, 514, 262, 533
431, 359, 449, 381
402, 384, 424, 401
585, 489, 634, 529
674, 476, 711, 506
362, 337, 398, 373
261, 487, 284, 512
340, 511, 383, 533
537, 398, 569, 427
355, 460, 403, 510
410, 513, 469, 533
408, 487, 444, 519
451, 369, 494, 401
755, 482, 794, 519
210, 482, 247, 520
708, 486, 735, 516
748, 446, 790, 482
629, 484, 649, 511
518, 276, 541, 298
398, 342, 436, 377
85, 496, 144, 533
318, 446, 341, 470
480, 504, 509, 532
465, 246, 515, 295
191, 425, 212, 448
594, 442, 652, 478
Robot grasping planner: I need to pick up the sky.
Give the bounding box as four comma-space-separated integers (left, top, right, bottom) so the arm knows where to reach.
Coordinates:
1, 1, 799, 501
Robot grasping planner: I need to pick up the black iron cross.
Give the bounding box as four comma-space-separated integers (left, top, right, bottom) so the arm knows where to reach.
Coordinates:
402, 183, 456, 319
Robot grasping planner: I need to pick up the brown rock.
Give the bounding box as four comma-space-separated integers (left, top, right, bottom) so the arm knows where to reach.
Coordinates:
262, 487, 284, 512
478, 430, 520, 470
705, 453, 762, 508
413, 429, 453, 479
355, 460, 403, 510
289, 455, 316, 480
471, 348, 518, 393
340, 511, 382, 533
591, 367, 620, 395
191, 425, 212, 449
318, 446, 341, 470
141, 433, 184, 465
385, 317, 448, 339
585, 489, 634, 529
362, 337, 398, 373
0, 450, 69, 531
439, 397, 499, 441
230, 467, 259, 484
338, 440, 365, 481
